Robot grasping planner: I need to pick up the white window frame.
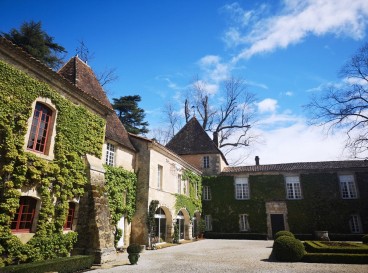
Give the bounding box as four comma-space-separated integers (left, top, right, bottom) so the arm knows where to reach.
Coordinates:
203, 186, 211, 200
349, 214, 362, 233
203, 156, 210, 169
105, 142, 115, 166
339, 175, 358, 199
285, 176, 302, 199
235, 177, 249, 200
177, 174, 182, 194
205, 215, 212, 231
157, 165, 163, 189
239, 214, 250, 232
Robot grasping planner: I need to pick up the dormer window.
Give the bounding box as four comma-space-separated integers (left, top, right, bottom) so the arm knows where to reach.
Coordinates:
27, 102, 53, 154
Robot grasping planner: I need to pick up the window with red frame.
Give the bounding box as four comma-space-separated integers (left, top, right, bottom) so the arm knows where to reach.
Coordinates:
27, 102, 53, 154
64, 202, 75, 230
11, 196, 37, 232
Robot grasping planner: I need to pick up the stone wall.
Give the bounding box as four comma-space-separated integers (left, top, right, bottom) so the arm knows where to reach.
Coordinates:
73, 154, 116, 264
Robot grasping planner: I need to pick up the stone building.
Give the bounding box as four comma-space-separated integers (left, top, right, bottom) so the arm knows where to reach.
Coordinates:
166, 117, 228, 176
129, 134, 202, 246
202, 158, 368, 238
0, 37, 127, 264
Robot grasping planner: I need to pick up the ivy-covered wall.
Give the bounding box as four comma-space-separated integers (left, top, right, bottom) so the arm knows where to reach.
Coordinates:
175, 170, 202, 217
0, 60, 106, 266
203, 172, 368, 234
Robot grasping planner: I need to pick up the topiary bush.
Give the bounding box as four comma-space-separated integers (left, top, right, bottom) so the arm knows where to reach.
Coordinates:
274, 230, 295, 240
273, 235, 305, 262
363, 235, 368, 244
127, 244, 141, 254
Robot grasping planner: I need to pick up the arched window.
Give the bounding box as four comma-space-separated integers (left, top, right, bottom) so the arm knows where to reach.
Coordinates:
154, 207, 166, 242
11, 196, 37, 232
64, 202, 76, 230
176, 211, 185, 240
27, 102, 53, 154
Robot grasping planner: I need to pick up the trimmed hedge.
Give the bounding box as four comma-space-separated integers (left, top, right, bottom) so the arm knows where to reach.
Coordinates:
304, 241, 368, 254
204, 232, 267, 240
303, 253, 368, 264
272, 236, 305, 262
362, 235, 368, 244
274, 230, 295, 240
329, 233, 366, 242
0, 255, 94, 273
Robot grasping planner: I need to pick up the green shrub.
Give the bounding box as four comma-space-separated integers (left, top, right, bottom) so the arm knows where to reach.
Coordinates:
274, 230, 295, 240
0, 255, 94, 273
303, 253, 368, 264
273, 235, 305, 262
127, 244, 141, 254
304, 241, 368, 254
363, 235, 368, 244
204, 232, 267, 240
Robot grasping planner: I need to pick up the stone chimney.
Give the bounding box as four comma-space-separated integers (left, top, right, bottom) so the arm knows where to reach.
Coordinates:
255, 156, 260, 166
213, 132, 219, 147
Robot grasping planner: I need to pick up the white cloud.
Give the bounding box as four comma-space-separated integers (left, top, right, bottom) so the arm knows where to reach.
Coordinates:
256, 98, 278, 113
225, 113, 353, 165
224, 0, 368, 61
285, 91, 293, 96
198, 55, 232, 83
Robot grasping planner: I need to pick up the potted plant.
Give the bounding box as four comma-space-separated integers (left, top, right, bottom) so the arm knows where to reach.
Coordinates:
198, 219, 206, 239
127, 243, 142, 265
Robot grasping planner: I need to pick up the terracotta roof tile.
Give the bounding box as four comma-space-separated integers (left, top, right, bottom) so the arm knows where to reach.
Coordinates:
58, 57, 112, 109
58, 56, 135, 151
222, 160, 368, 174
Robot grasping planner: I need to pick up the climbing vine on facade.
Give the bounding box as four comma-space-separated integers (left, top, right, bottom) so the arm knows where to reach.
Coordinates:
175, 170, 202, 216
104, 165, 137, 246
0, 60, 105, 266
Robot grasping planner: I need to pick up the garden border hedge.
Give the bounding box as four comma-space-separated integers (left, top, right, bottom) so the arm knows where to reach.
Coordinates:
0, 255, 94, 273
204, 232, 267, 240
304, 241, 368, 254
302, 253, 368, 264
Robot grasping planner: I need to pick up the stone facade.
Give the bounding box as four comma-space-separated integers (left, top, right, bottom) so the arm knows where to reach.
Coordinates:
130, 135, 201, 246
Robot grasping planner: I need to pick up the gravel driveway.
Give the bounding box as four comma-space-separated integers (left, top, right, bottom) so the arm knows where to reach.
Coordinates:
91, 239, 368, 273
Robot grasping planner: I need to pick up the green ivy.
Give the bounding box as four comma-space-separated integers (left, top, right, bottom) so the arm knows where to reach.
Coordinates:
0, 60, 105, 266
175, 170, 202, 216
104, 165, 137, 224
202, 173, 368, 234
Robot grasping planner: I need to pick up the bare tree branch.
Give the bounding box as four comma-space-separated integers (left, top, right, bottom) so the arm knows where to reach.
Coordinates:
305, 42, 368, 159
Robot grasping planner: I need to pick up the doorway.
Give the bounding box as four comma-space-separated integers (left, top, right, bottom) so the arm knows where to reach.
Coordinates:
270, 214, 285, 238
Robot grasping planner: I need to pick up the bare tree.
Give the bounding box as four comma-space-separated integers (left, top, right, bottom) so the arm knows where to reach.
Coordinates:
75, 40, 118, 88
97, 67, 118, 87
187, 76, 256, 150
163, 102, 182, 139
305, 42, 368, 158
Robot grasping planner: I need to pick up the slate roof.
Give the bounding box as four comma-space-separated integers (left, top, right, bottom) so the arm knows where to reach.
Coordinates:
222, 160, 368, 174
58, 57, 135, 151
166, 117, 228, 164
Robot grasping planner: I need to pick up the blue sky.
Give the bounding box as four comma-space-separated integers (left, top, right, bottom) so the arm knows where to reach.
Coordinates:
2, 0, 368, 165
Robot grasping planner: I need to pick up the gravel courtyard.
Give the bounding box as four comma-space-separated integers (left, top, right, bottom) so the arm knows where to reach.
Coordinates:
91, 239, 368, 273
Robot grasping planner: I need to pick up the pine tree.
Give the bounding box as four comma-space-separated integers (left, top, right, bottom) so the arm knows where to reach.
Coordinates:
112, 95, 149, 135
2, 20, 66, 69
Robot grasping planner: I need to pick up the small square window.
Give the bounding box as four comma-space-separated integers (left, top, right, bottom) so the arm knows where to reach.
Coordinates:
205, 215, 212, 231
339, 175, 358, 199
285, 176, 302, 199
235, 177, 249, 200
203, 156, 210, 169
105, 143, 115, 166
203, 186, 211, 200
349, 214, 362, 233
239, 214, 250, 231
157, 165, 163, 189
